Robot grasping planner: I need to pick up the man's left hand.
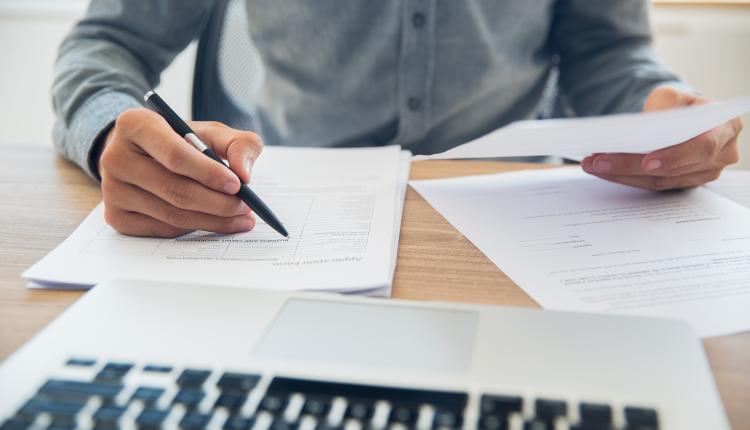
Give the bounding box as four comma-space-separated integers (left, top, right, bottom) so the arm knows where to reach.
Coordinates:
581, 86, 743, 190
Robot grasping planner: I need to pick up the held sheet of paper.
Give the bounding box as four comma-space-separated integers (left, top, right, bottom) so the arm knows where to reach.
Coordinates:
414, 96, 750, 160
24, 146, 411, 296
411, 168, 750, 338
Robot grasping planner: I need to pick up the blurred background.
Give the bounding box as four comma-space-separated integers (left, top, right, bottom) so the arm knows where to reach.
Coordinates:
1, 0, 748, 169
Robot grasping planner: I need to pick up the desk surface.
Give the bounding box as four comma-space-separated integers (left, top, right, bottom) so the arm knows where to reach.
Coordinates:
0, 144, 748, 429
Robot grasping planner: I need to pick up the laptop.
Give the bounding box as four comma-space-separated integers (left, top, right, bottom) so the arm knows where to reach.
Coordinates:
0, 280, 728, 430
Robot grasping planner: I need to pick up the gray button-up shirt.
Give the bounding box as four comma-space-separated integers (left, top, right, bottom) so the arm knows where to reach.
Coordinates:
52, 0, 682, 179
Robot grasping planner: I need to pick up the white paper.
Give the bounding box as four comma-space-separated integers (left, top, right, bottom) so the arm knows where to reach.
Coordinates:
705, 170, 750, 208
415, 97, 750, 160
24, 146, 411, 295
411, 168, 750, 338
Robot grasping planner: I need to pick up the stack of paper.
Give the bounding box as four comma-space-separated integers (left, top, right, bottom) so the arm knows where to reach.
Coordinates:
24, 146, 411, 297
411, 168, 750, 338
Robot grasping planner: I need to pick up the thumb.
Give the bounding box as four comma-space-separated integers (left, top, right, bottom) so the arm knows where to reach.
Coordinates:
189, 121, 263, 184
643, 86, 699, 112
226, 139, 260, 184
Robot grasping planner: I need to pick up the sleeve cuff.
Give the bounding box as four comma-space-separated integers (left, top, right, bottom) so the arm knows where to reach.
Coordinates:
59, 91, 143, 181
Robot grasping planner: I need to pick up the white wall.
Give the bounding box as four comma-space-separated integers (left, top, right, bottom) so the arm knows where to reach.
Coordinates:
0, 1, 748, 169
651, 5, 750, 169
0, 0, 195, 147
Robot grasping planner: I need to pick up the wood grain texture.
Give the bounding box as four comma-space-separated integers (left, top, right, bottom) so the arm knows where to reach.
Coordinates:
0, 146, 747, 429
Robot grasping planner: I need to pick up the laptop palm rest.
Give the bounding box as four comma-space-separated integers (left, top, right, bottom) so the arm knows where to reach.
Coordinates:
253, 299, 478, 374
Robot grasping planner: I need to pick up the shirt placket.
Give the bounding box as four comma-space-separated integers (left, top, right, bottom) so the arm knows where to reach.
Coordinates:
397, 0, 435, 145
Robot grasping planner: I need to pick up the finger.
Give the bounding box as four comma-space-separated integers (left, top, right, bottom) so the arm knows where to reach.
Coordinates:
107, 151, 252, 218
640, 118, 742, 174
117, 109, 241, 194
104, 205, 190, 238
583, 117, 742, 178
105, 179, 257, 233
583, 152, 706, 177
588, 169, 723, 191
190, 122, 263, 183
717, 136, 741, 167
582, 153, 644, 176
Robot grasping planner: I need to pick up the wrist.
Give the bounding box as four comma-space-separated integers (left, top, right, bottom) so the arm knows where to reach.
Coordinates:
88, 120, 116, 182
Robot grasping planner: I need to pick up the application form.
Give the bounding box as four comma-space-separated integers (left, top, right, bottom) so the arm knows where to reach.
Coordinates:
24, 146, 411, 296
414, 97, 750, 160
411, 168, 750, 337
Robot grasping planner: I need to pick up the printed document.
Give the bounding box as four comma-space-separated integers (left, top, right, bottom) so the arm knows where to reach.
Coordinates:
411, 168, 750, 337
24, 146, 411, 296
415, 97, 750, 160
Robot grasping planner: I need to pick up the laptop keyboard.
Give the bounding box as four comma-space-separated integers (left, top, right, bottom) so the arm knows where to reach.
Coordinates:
0, 358, 660, 430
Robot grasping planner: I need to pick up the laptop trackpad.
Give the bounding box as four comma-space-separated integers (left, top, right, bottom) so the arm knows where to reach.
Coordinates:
253, 299, 478, 374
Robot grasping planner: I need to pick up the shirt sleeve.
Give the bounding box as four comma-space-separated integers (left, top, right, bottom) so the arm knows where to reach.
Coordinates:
551, 0, 690, 117
51, 0, 218, 180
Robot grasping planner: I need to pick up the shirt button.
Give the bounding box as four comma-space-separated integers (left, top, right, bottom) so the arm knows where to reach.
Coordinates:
412, 12, 426, 28
407, 97, 422, 111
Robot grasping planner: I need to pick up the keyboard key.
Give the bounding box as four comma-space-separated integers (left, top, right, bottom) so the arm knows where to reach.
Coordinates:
0, 418, 32, 430
173, 389, 206, 410
302, 396, 331, 417
18, 398, 84, 423
103, 362, 134, 373
131, 387, 165, 406
93, 405, 127, 429
96, 362, 134, 384
389, 404, 418, 425
579, 403, 612, 427
214, 393, 247, 412
434, 408, 463, 428
143, 364, 173, 373
524, 419, 549, 430
217, 372, 260, 393
223, 416, 255, 430
478, 414, 508, 430
481, 395, 523, 417
65, 358, 96, 367
345, 400, 374, 420
47, 425, 76, 430
535, 399, 567, 424
179, 412, 211, 429
314, 424, 342, 430
177, 369, 212, 388
39, 379, 123, 401
269, 419, 297, 430
570, 425, 611, 430
136, 408, 170, 429
624, 407, 659, 429
259, 393, 288, 414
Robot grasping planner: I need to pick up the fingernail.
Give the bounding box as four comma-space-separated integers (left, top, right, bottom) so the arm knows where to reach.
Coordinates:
581, 157, 592, 172
223, 181, 238, 194
594, 158, 612, 173
240, 217, 254, 231
645, 159, 662, 171
244, 157, 253, 178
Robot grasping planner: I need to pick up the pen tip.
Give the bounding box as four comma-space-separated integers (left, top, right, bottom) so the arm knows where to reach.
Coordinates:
144, 90, 155, 102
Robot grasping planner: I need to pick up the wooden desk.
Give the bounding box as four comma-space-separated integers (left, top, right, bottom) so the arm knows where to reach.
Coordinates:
0, 144, 748, 429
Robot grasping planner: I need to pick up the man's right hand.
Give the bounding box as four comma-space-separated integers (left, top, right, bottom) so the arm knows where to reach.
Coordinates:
99, 108, 263, 238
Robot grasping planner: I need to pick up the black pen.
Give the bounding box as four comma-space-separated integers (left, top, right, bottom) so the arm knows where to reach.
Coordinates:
144, 91, 289, 237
